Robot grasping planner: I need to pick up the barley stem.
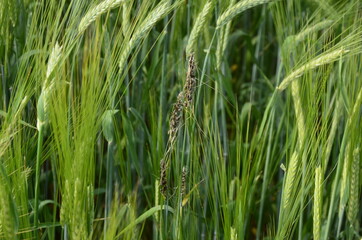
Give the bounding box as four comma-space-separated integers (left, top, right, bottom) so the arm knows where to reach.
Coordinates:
34, 125, 44, 236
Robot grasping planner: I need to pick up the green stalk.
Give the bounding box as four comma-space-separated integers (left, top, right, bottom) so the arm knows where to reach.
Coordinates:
257, 108, 275, 240
105, 140, 114, 226
102, 110, 117, 237
323, 131, 348, 240
34, 125, 44, 236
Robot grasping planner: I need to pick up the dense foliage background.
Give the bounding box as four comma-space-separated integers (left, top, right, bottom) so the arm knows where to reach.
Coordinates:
0, 0, 361, 239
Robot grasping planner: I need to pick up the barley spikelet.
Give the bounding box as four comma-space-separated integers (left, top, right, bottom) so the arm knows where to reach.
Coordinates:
339, 143, 351, 219
60, 180, 70, 225
277, 48, 349, 91
216, 27, 226, 70
78, 0, 126, 34
231, 227, 238, 240
181, 166, 188, 198
122, 1, 131, 37
0, 96, 29, 159
347, 147, 360, 225
229, 178, 237, 201
46, 42, 63, 80
6, 0, 18, 27
216, 0, 235, 71
216, 0, 273, 29
5, 0, 19, 27
294, 20, 333, 44
38, 42, 63, 130
72, 178, 84, 240
155, 180, 160, 221
283, 151, 299, 209
291, 81, 305, 146
0, 2, 3, 22
347, 87, 362, 128
185, 1, 214, 56
324, 97, 342, 170
168, 92, 185, 146
87, 184, 94, 235
160, 159, 168, 197
183, 54, 197, 108
0, 181, 16, 240
313, 166, 322, 240
119, 0, 173, 69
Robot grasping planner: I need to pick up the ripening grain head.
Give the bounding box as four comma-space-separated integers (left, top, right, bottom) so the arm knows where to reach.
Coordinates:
216, 0, 274, 29
186, 1, 214, 56
78, 0, 126, 34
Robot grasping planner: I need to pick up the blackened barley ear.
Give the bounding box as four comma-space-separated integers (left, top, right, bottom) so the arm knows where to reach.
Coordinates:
168, 92, 185, 145
160, 159, 168, 197
183, 54, 197, 108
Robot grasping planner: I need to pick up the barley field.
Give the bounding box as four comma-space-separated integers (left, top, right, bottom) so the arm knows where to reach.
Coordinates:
0, 0, 361, 239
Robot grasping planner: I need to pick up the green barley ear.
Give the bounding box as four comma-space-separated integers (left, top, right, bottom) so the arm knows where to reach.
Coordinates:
283, 151, 299, 209
87, 184, 94, 235
185, 1, 214, 56
0, 166, 18, 240
119, 0, 179, 70
313, 166, 322, 240
78, 0, 127, 35
60, 180, 70, 226
155, 179, 160, 222
46, 42, 63, 81
216, 0, 274, 29
347, 147, 360, 226
228, 177, 239, 201
231, 227, 237, 240
122, 1, 132, 37
277, 48, 349, 91
339, 143, 351, 219
282, 19, 334, 54
294, 20, 334, 44
324, 97, 342, 170
37, 42, 63, 131
216, 0, 236, 71
291, 81, 305, 146
6, 0, 18, 27
0, 187, 17, 240
72, 178, 86, 240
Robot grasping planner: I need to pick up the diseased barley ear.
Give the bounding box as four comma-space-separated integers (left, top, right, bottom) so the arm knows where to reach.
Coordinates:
160, 159, 168, 197
183, 54, 197, 109
168, 92, 185, 146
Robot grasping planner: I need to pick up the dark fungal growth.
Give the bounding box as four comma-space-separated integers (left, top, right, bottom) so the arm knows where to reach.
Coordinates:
183, 54, 197, 108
